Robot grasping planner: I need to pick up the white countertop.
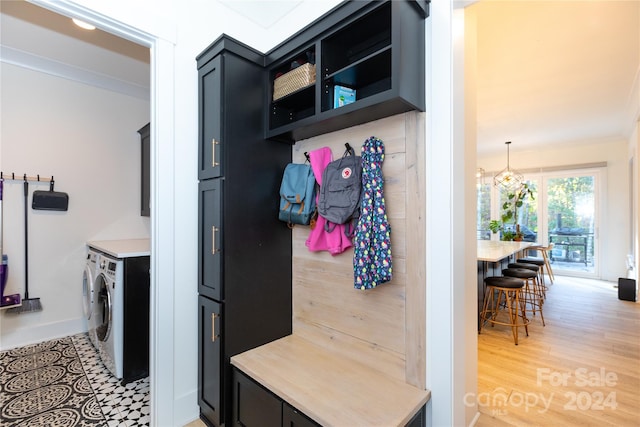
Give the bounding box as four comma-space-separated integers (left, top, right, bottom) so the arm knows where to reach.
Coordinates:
477, 240, 535, 262
87, 238, 150, 258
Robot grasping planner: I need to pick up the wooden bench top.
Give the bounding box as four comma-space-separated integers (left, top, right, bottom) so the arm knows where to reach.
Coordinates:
231, 334, 431, 427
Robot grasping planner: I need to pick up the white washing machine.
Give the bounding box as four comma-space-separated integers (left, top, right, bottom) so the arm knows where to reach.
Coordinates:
88, 239, 150, 384
93, 253, 124, 379
82, 248, 100, 349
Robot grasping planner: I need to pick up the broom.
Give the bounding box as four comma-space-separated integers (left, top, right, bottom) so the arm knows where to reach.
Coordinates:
7, 180, 42, 313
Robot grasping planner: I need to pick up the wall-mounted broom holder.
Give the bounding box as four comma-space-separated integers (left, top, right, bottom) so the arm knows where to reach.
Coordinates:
0, 172, 69, 211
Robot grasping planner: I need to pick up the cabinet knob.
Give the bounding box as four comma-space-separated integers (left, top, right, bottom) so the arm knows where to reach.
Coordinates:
211, 138, 220, 167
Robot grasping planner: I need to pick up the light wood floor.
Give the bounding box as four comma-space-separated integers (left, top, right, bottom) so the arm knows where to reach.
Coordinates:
476, 275, 640, 426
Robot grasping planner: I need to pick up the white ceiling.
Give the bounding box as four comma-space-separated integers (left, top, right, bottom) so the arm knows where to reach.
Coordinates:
1, 0, 638, 155
472, 0, 639, 155
0, 0, 150, 97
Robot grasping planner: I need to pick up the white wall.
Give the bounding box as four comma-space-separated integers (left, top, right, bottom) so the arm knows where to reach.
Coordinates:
0, 62, 150, 349
478, 138, 630, 281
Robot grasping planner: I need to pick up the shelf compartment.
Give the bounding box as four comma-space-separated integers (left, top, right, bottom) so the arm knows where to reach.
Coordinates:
321, 3, 391, 76
273, 63, 316, 101
269, 85, 315, 129
322, 48, 392, 112
268, 46, 316, 130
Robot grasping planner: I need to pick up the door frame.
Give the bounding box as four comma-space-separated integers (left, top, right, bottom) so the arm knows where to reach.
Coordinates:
28, 0, 176, 423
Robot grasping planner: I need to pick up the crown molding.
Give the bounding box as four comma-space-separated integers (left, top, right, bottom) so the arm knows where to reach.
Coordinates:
0, 45, 149, 100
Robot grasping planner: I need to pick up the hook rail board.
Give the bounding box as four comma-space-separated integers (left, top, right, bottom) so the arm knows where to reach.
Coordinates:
0, 173, 69, 211
0, 172, 54, 184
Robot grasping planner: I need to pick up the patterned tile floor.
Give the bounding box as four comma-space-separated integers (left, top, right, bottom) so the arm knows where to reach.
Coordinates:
72, 333, 150, 427
0, 333, 149, 427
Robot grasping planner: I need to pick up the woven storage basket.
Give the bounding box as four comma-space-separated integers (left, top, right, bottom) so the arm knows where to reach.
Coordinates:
273, 63, 316, 101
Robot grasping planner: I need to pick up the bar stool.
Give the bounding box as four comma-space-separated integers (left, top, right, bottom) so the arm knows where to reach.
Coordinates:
515, 256, 547, 298
502, 267, 545, 326
518, 244, 554, 289
508, 262, 545, 303
480, 276, 529, 345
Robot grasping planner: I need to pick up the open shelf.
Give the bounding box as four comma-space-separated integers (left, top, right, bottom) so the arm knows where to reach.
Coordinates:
322, 47, 392, 112
265, 0, 426, 144
268, 45, 316, 131
321, 3, 391, 76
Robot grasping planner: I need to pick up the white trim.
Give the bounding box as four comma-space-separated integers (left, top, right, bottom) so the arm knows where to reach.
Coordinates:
0, 45, 149, 100
149, 37, 176, 426
425, 0, 457, 425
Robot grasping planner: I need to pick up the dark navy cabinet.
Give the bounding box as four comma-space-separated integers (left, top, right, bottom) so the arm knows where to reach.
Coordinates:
138, 123, 150, 217
264, 0, 427, 143
196, 35, 292, 427
232, 368, 320, 427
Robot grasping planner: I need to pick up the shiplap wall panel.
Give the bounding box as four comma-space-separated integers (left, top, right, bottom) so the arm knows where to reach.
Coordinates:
405, 113, 426, 388
293, 258, 406, 353
291, 113, 425, 386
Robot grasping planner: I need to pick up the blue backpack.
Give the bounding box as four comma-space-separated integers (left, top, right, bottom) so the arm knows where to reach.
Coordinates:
278, 162, 316, 227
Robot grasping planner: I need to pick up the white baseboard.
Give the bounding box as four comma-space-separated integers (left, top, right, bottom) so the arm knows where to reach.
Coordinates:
0, 317, 86, 351
174, 388, 199, 427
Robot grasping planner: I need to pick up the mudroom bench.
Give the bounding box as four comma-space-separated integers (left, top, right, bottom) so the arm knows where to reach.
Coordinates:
230, 334, 431, 426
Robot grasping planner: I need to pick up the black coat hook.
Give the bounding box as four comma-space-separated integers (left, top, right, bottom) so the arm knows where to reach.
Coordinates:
344, 142, 354, 156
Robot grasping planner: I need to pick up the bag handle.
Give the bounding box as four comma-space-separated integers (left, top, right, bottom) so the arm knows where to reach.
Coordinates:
333, 142, 356, 170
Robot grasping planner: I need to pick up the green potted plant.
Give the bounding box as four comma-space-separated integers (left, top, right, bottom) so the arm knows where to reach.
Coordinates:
488, 219, 502, 240
490, 183, 535, 241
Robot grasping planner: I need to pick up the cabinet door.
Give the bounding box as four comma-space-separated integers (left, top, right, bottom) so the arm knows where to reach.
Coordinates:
198, 296, 223, 426
138, 123, 150, 217
199, 55, 223, 180
199, 179, 223, 301
232, 368, 281, 427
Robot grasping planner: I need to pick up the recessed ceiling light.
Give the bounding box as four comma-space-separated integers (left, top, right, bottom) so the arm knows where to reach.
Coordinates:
72, 18, 96, 30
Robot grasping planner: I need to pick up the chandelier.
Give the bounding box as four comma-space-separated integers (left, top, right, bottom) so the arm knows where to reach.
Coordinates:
493, 141, 523, 191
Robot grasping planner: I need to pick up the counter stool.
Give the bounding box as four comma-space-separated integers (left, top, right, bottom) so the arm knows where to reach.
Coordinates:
523, 243, 555, 284
508, 262, 545, 303
502, 267, 545, 327
518, 244, 554, 291
515, 256, 547, 298
480, 276, 529, 345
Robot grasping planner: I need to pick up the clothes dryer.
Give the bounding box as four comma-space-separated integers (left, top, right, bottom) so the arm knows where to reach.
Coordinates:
82, 248, 100, 349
